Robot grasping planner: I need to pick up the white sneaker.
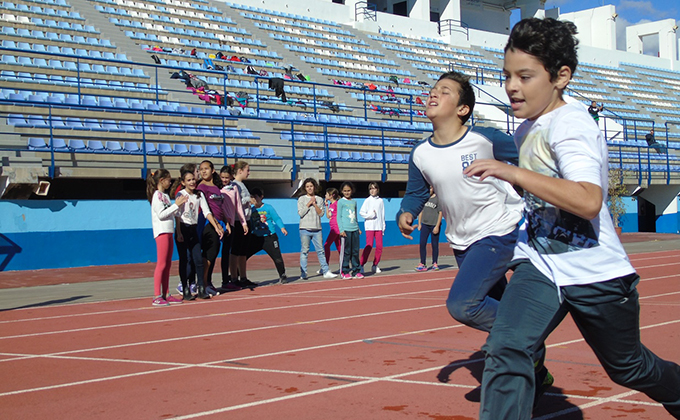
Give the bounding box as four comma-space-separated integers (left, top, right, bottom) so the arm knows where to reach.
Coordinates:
372, 265, 381, 274
323, 271, 337, 279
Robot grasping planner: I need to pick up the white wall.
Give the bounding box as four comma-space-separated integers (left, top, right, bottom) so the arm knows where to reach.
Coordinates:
626, 19, 679, 62
559, 5, 617, 50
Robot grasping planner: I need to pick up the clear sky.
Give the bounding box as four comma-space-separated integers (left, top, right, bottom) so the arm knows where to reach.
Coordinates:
545, 0, 679, 25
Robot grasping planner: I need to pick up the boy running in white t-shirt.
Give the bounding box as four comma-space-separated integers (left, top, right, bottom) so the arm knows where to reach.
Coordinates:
466, 18, 680, 419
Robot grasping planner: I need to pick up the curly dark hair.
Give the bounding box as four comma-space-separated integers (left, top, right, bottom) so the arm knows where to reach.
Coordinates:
436, 71, 475, 124
505, 18, 579, 82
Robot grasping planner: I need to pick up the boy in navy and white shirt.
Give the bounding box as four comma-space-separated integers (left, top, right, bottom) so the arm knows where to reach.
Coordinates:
398, 71, 523, 333
398, 70, 552, 400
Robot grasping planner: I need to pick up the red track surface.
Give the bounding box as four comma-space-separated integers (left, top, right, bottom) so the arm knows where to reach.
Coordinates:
1, 249, 679, 419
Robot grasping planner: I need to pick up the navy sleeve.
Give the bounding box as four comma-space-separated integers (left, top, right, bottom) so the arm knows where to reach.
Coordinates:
475, 127, 519, 165
396, 145, 430, 221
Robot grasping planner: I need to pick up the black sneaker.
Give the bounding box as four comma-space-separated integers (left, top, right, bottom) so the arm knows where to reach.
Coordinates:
533, 366, 554, 408
217, 282, 241, 293
279, 274, 288, 284
238, 278, 258, 288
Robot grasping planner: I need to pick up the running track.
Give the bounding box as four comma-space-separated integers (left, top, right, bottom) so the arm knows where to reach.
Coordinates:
1, 250, 679, 419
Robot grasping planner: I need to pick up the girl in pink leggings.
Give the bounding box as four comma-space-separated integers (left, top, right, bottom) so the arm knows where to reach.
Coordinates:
359, 182, 385, 274
323, 188, 341, 272
147, 169, 187, 307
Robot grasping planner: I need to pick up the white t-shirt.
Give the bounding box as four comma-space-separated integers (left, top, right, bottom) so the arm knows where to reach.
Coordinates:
512, 102, 635, 286
359, 195, 385, 231
176, 190, 211, 225
409, 129, 523, 250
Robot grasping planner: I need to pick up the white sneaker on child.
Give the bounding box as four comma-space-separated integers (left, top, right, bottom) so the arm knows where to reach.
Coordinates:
372, 265, 381, 274
323, 271, 337, 279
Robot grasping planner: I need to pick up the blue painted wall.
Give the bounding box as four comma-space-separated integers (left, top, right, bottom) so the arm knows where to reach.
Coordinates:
0, 198, 446, 271
4, 195, 673, 272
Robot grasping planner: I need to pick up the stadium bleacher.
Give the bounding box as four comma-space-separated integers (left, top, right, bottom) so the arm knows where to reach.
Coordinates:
1, 0, 680, 198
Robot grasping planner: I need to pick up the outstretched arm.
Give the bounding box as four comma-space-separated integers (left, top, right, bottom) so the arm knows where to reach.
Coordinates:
464, 159, 602, 220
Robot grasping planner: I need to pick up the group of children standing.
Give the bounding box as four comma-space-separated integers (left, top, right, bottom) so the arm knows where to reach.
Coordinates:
297, 179, 386, 280
148, 166, 389, 305
146, 159, 264, 306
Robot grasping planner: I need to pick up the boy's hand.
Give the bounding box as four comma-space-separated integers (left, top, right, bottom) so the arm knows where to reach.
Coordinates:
340, 231, 346, 237
464, 159, 518, 184
281, 228, 288, 236
176, 232, 184, 243
398, 212, 415, 240
242, 223, 249, 235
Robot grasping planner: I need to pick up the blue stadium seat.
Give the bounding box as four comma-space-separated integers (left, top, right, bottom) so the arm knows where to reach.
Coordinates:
189, 144, 209, 157
123, 142, 142, 155
69, 139, 90, 152
248, 147, 262, 158
143, 143, 158, 155
314, 150, 326, 161
262, 147, 281, 159
105, 141, 124, 153
204, 145, 221, 157
157, 143, 178, 155
27, 137, 49, 151
88, 140, 108, 153
173, 144, 191, 155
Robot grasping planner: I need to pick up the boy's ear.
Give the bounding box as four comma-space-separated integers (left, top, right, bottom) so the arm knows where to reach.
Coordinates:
457, 104, 471, 120
555, 65, 572, 89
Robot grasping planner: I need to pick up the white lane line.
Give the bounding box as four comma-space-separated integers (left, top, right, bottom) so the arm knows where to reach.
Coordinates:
533, 390, 644, 420
0, 323, 460, 397
0, 304, 446, 361
0, 288, 450, 341
1, 317, 675, 415
0, 275, 453, 325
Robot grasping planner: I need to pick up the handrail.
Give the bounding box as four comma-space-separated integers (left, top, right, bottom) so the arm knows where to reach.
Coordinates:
438, 19, 469, 40
448, 61, 503, 87
354, 1, 377, 22
2, 101, 430, 182
470, 84, 513, 134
